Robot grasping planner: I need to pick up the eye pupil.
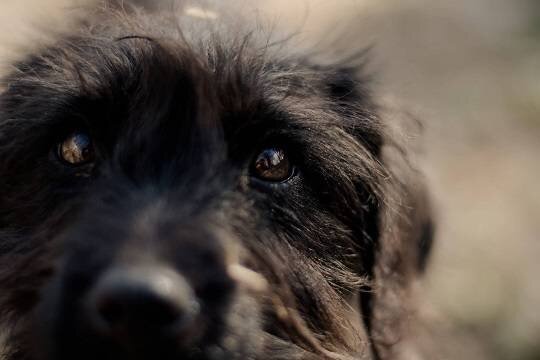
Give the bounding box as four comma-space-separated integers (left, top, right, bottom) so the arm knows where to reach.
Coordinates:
59, 132, 94, 165
253, 148, 292, 182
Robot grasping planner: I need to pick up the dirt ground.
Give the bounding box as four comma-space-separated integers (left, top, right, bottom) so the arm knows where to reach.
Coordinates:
1, 1, 539, 359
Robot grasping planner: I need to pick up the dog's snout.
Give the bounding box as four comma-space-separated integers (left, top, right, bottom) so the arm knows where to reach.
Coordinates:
88, 266, 200, 339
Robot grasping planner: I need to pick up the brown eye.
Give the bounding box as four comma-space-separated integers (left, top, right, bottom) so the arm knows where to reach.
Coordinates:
58, 132, 94, 165
252, 148, 292, 182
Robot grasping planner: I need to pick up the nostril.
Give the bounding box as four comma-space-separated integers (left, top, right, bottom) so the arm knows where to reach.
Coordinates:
88, 266, 199, 337
95, 287, 181, 329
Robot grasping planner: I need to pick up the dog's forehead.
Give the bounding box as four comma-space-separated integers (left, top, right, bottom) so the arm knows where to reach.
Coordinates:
29, 33, 314, 136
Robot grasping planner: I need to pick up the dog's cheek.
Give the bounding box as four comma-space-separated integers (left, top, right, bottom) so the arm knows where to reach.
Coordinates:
0, 179, 94, 322
0, 233, 62, 321
0, 191, 81, 322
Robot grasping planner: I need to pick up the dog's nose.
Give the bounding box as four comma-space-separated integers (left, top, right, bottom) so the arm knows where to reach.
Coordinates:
88, 266, 199, 339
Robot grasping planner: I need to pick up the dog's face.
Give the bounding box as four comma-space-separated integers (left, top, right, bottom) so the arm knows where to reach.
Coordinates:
0, 8, 432, 360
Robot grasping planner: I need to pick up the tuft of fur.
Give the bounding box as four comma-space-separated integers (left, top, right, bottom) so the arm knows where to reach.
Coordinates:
0, 3, 433, 360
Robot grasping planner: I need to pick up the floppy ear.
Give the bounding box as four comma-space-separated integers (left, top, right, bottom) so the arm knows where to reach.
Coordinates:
321, 65, 434, 357
369, 122, 435, 359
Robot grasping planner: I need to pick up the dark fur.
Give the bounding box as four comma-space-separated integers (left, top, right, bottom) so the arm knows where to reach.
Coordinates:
0, 4, 433, 360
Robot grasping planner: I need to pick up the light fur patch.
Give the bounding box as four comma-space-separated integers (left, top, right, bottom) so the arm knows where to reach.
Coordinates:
184, 6, 219, 20
227, 263, 268, 293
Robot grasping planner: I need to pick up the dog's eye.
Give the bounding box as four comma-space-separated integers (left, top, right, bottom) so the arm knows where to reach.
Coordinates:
58, 132, 95, 165
252, 148, 292, 182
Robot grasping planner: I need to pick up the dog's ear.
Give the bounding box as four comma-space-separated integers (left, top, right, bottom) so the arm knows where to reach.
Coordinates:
320, 65, 434, 357
369, 123, 435, 359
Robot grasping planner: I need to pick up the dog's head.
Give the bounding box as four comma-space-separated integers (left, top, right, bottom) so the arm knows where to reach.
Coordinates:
0, 7, 433, 360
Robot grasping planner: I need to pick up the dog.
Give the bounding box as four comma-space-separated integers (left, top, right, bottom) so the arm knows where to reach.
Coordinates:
0, 2, 434, 360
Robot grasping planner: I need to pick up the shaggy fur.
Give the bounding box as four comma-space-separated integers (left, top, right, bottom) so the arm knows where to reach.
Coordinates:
0, 3, 433, 360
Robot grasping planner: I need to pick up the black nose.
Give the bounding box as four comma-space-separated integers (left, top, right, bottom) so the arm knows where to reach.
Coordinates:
88, 266, 199, 340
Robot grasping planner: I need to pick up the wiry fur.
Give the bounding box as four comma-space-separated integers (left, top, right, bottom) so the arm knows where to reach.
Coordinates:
0, 4, 433, 360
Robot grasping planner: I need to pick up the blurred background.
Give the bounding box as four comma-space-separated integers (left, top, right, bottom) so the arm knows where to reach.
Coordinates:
1, 1, 539, 359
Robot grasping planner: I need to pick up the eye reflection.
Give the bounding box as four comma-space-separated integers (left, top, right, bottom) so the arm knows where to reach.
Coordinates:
58, 132, 94, 165
252, 148, 292, 182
